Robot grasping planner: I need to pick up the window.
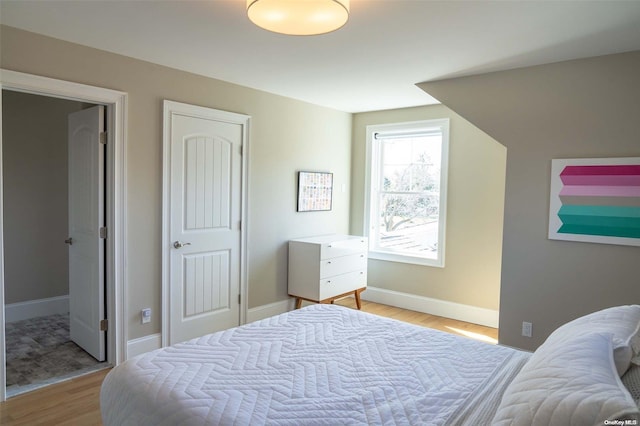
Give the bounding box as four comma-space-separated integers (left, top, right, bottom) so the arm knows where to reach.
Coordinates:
364, 119, 449, 267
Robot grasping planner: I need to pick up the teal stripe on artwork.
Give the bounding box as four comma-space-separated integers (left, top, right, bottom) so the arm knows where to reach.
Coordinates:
557, 205, 640, 238
558, 224, 640, 239
559, 204, 640, 219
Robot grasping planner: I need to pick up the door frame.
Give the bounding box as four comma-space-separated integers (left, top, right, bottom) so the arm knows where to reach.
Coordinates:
161, 100, 249, 347
0, 69, 128, 401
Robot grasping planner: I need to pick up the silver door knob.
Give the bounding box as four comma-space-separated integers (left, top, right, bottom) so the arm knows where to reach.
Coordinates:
65, 238, 73, 245
173, 241, 192, 249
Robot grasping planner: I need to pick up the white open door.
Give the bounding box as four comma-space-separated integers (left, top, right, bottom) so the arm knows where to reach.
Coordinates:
165, 102, 245, 345
68, 105, 105, 361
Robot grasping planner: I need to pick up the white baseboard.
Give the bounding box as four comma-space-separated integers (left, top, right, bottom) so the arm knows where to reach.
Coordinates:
5, 295, 70, 323
246, 298, 295, 323
361, 286, 499, 328
127, 333, 162, 359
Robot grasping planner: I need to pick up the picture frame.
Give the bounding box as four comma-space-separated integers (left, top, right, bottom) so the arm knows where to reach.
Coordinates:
548, 157, 640, 247
297, 171, 333, 212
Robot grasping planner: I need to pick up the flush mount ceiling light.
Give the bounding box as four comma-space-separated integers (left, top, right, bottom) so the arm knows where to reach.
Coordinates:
247, 0, 350, 36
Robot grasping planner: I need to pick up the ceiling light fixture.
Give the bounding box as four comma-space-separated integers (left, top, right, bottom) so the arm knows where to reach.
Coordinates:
247, 0, 350, 36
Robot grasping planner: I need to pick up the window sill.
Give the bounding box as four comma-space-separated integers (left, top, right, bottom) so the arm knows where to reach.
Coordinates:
368, 250, 444, 268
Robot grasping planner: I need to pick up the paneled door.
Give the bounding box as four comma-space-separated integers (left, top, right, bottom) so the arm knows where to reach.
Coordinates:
68, 105, 106, 361
165, 102, 246, 345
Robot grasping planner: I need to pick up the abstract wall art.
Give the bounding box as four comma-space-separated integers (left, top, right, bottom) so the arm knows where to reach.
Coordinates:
548, 157, 640, 246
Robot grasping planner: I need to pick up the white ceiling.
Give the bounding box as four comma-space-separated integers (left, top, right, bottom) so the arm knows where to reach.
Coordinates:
2, 0, 640, 113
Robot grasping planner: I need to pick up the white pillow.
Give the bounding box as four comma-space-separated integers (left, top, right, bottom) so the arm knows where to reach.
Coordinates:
545, 305, 640, 376
493, 332, 640, 426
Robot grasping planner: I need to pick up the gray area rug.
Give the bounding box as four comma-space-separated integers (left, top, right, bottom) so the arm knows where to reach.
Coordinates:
5, 313, 108, 396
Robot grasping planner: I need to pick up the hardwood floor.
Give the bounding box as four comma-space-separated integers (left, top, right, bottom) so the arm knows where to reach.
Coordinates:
0, 367, 109, 425
0, 299, 497, 425
333, 297, 498, 344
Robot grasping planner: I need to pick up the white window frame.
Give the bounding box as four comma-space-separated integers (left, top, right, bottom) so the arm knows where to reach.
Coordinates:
363, 119, 449, 267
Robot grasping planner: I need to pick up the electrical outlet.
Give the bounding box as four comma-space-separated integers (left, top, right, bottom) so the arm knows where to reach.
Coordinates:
522, 321, 532, 338
141, 308, 152, 324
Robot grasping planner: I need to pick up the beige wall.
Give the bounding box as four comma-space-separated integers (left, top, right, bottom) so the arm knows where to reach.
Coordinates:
2, 90, 83, 304
419, 51, 640, 351
351, 105, 507, 310
1, 25, 352, 339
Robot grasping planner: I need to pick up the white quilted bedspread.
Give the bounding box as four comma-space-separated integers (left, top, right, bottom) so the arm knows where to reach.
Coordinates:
101, 305, 529, 425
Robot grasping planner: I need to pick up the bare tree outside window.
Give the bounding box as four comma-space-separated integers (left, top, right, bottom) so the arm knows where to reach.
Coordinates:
376, 137, 441, 254
381, 152, 439, 231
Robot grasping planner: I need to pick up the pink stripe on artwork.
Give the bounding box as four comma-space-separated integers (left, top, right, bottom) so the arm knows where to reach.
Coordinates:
560, 165, 640, 176
560, 175, 640, 186
559, 185, 640, 197
560, 165, 640, 186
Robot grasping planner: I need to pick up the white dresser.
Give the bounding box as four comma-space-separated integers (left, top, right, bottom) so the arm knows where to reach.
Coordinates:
288, 235, 368, 309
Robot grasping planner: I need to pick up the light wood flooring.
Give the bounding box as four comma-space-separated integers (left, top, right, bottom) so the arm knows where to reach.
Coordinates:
0, 299, 498, 425
334, 298, 498, 344
0, 367, 109, 425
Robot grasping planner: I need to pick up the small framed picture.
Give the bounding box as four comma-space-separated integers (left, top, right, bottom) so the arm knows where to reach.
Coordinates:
297, 171, 333, 212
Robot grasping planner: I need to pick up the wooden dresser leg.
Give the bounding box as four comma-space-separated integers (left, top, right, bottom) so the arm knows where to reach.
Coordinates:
354, 289, 363, 310
295, 298, 302, 309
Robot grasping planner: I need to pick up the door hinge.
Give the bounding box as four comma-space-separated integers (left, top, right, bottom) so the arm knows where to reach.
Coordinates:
100, 319, 108, 331
99, 227, 108, 239
238, 294, 241, 305
239, 220, 242, 231
99, 131, 107, 145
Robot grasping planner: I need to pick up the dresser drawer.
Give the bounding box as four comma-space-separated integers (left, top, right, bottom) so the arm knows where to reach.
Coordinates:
319, 252, 366, 279
318, 269, 367, 300
320, 238, 367, 260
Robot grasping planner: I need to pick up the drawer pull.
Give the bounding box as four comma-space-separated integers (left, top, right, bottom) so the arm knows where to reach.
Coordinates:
327, 261, 332, 264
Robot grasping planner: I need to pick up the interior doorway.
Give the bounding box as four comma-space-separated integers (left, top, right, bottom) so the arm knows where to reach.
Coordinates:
1, 90, 108, 397
0, 69, 127, 402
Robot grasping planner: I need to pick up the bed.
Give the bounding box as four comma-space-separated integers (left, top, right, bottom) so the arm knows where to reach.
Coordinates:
101, 304, 640, 425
